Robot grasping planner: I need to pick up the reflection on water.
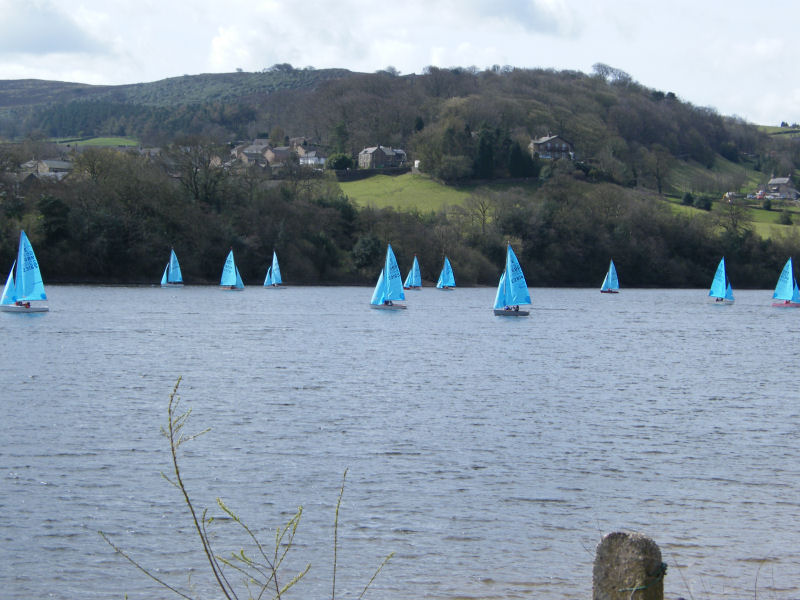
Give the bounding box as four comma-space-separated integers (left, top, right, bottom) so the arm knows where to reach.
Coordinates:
2, 285, 800, 599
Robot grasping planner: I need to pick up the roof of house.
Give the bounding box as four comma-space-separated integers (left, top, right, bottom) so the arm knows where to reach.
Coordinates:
531, 135, 571, 145
41, 159, 73, 170
769, 177, 791, 185
360, 145, 405, 156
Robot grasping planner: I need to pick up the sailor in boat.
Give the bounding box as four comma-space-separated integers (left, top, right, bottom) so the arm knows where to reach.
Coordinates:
384, 299, 393, 306
513, 305, 519, 311
15, 300, 31, 308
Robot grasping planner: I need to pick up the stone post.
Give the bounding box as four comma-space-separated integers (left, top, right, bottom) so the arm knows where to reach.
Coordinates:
593, 531, 666, 600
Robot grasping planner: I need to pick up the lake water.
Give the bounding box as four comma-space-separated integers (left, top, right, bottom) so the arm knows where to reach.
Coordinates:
2, 285, 800, 600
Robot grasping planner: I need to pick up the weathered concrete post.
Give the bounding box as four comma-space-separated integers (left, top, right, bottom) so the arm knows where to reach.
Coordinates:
593, 531, 666, 600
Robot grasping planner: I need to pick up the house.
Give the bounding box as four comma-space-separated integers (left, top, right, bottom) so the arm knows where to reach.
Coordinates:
236, 141, 271, 166
358, 145, 406, 169
297, 148, 327, 168
20, 159, 73, 181
767, 177, 798, 199
529, 135, 574, 160
265, 146, 293, 166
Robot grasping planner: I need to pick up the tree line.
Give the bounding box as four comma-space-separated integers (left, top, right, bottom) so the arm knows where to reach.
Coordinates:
2, 65, 796, 192
1, 142, 797, 289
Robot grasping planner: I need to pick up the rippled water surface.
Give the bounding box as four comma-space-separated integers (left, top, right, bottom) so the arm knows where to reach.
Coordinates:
2, 285, 800, 599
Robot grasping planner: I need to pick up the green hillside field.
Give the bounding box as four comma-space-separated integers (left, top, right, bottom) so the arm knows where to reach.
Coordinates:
345, 170, 800, 241
339, 173, 472, 211
54, 136, 139, 147
338, 172, 545, 211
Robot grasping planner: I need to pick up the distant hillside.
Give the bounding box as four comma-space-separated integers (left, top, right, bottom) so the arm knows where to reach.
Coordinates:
0, 66, 355, 108
0, 64, 796, 197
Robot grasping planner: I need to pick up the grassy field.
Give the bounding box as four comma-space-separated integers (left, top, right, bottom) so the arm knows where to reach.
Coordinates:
339, 173, 473, 211
665, 193, 800, 239
338, 172, 540, 211
55, 136, 139, 147
346, 170, 800, 239
760, 125, 800, 136
667, 156, 764, 197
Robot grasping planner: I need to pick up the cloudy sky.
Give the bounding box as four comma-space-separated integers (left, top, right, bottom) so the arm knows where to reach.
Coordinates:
1, 0, 798, 126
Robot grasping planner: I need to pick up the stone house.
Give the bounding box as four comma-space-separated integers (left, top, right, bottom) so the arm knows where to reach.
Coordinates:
265, 146, 293, 166
21, 159, 73, 181
358, 145, 407, 169
529, 135, 574, 160
767, 176, 798, 199
234, 140, 271, 166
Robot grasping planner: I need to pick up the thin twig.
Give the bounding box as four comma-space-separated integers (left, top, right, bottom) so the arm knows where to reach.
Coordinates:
99, 531, 194, 600
332, 468, 348, 600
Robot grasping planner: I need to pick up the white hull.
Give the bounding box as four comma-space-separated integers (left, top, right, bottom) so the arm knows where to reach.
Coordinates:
263, 285, 286, 289
1, 303, 49, 313
494, 308, 529, 316
161, 283, 184, 288
371, 303, 407, 310
220, 286, 244, 291
709, 298, 734, 304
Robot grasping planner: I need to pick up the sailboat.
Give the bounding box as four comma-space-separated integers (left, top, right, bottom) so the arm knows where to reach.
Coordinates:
220, 248, 245, 291
600, 259, 620, 294
403, 255, 422, 289
263, 251, 284, 288
370, 244, 407, 309
493, 244, 531, 316
772, 257, 800, 307
708, 257, 734, 303
160, 248, 183, 287
436, 256, 456, 289
1, 230, 49, 312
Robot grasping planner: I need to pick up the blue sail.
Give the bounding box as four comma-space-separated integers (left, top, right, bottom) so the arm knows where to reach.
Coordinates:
494, 244, 530, 308
168, 249, 182, 283
162, 249, 182, 285
271, 251, 282, 285
1, 260, 16, 305
263, 266, 273, 286
493, 270, 508, 309
708, 257, 733, 300
370, 269, 387, 304
384, 244, 405, 301
436, 256, 455, 288
404, 255, 421, 288
235, 266, 244, 289
773, 258, 796, 300
220, 249, 244, 289
15, 231, 46, 301
371, 244, 405, 304
600, 260, 619, 292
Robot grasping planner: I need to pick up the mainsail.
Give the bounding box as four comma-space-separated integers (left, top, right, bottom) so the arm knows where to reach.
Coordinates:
220, 249, 244, 289
600, 260, 619, 292
436, 256, 455, 288
370, 244, 406, 305
404, 255, 421, 288
493, 244, 530, 309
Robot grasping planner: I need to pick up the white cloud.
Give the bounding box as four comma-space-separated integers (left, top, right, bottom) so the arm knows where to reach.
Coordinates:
0, 0, 106, 55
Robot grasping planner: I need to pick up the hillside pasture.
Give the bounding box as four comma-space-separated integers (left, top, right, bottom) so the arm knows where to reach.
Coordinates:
339, 173, 473, 211
55, 136, 139, 147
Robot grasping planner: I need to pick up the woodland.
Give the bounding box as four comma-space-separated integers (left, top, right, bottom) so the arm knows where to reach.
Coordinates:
0, 64, 799, 288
